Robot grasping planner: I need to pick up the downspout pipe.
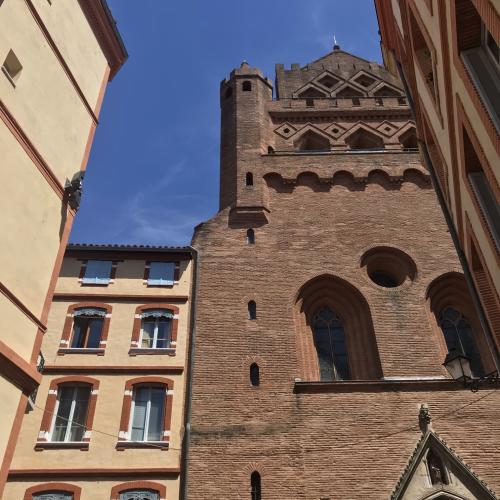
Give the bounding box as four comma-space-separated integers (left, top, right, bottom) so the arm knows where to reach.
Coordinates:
394, 56, 500, 372
180, 246, 199, 500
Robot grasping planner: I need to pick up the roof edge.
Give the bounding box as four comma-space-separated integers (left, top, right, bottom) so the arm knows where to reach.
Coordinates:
78, 0, 128, 80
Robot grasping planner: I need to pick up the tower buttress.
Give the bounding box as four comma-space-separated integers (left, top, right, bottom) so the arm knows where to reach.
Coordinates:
219, 61, 273, 211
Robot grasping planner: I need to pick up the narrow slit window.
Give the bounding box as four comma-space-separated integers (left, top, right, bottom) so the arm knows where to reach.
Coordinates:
246, 172, 254, 186
248, 300, 257, 320
246, 229, 255, 245
242, 80, 252, 91
250, 363, 260, 386
251, 471, 261, 500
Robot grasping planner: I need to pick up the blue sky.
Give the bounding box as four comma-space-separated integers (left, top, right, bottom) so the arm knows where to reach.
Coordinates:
70, 0, 382, 246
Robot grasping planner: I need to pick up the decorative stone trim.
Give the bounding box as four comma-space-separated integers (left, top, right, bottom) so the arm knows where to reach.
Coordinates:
24, 483, 82, 500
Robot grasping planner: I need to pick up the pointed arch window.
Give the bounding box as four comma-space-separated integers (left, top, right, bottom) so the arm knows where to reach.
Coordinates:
312, 307, 350, 381
439, 307, 484, 377
251, 471, 261, 500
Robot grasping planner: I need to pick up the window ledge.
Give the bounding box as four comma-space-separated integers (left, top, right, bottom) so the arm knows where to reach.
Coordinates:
129, 348, 176, 356
35, 441, 89, 451
116, 440, 169, 450
58, 348, 105, 356
293, 378, 464, 393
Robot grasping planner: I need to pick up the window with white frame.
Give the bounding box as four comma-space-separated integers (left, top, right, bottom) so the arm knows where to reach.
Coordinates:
119, 491, 159, 500
70, 308, 105, 348
50, 385, 91, 442
129, 386, 166, 441
147, 261, 175, 286
140, 309, 173, 349
82, 260, 112, 285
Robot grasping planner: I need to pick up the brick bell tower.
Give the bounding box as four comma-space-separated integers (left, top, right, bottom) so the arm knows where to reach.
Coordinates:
188, 45, 500, 499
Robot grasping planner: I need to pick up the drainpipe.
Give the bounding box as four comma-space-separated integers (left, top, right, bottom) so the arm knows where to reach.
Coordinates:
393, 55, 500, 371
180, 246, 199, 500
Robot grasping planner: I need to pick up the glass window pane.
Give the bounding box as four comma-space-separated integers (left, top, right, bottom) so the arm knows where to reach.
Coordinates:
86, 319, 103, 348
51, 386, 74, 441
148, 262, 174, 285
131, 388, 148, 440
83, 260, 112, 284
70, 318, 88, 348
147, 387, 165, 441
69, 387, 90, 441
119, 491, 159, 500
141, 320, 155, 348
33, 493, 73, 500
155, 320, 172, 348
313, 324, 335, 381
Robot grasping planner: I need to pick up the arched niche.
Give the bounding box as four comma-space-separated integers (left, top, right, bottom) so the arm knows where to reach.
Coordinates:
294, 130, 330, 152
345, 127, 385, 150
294, 274, 383, 381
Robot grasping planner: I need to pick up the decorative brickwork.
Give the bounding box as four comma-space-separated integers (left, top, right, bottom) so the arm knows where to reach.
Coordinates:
187, 47, 500, 498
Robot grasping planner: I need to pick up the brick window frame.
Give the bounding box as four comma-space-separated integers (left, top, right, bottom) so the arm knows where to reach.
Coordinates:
24, 483, 82, 500
117, 377, 174, 449
129, 304, 179, 356
451, 0, 500, 156
143, 261, 180, 287
58, 302, 112, 356
456, 96, 500, 258
78, 260, 119, 286
425, 271, 495, 375
294, 274, 383, 381
407, 0, 443, 125
465, 215, 500, 348
36, 376, 100, 450
110, 481, 166, 500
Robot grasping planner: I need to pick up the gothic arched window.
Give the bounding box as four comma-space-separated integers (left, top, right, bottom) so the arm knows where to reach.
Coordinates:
312, 307, 350, 381
251, 471, 261, 500
439, 307, 484, 377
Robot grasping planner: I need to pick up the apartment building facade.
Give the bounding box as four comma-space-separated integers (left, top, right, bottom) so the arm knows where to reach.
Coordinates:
0, 1, 126, 495
5, 244, 194, 499
375, 0, 500, 360
185, 47, 500, 498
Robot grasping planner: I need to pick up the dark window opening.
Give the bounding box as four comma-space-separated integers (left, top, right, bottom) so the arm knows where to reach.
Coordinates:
294, 131, 330, 152
225, 87, 232, 99
375, 97, 383, 106
306, 98, 314, 107
267, 146, 275, 154
352, 97, 361, 106
369, 271, 399, 288
345, 129, 384, 150
242, 80, 252, 91
71, 315, 104, 348
354, 74, 376, 87
439, 307, 484, 377
400, 128, 418, 150
251, 471, 261, 500
246, 229, 255, 245
427, 449, 449, 485
318, 74, 338, 88
248, 301, 257, 320
246, 172, 254, 186
398, 96, 407, 105
312, 307, 350, 381
250, 363, 260, 386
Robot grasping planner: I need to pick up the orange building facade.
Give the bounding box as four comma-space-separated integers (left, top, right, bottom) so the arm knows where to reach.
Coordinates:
5, 244, 194, 500
375, 0, 499, 366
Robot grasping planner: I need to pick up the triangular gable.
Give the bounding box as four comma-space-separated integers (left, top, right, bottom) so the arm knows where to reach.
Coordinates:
339, 121, 387, 141
305, 49, 375, 69
392, 431, 498, 500
333, 81, 366, 97
292, 82, 329, 99
350, 69, 380, 89
370, 80, 404, 97
290, 123, 333, 142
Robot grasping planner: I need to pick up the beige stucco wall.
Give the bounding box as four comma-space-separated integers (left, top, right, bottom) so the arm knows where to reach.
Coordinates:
8, 253, 192, 497
31, 0, 109, 108
4, 478, 177, 500
57, 258, 193, 299
0, 125, 62, 319
0, 0, 103, 185
0, 376, 22, 473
